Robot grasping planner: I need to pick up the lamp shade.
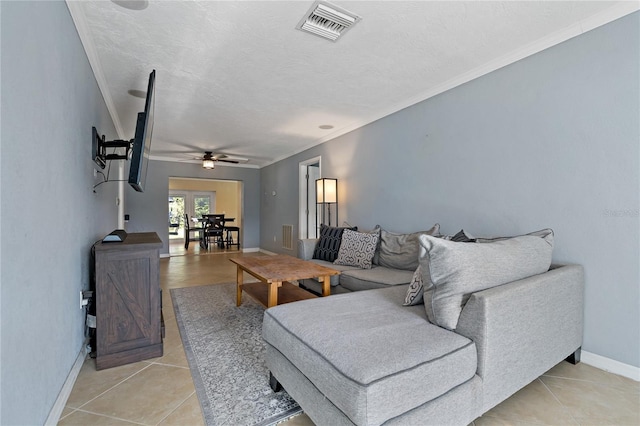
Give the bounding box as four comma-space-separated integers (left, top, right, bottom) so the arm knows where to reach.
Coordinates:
316, 178, 337, 203
202, 159, 215, 169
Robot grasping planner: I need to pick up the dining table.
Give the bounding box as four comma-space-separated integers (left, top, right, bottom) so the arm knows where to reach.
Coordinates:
199, 215, 236, 249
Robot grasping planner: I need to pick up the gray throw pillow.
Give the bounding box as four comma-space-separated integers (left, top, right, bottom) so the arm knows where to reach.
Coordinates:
419, 229, 554, 330
378, 224, 440, 271
333, 229, 379, 269
474, 228, 551, 243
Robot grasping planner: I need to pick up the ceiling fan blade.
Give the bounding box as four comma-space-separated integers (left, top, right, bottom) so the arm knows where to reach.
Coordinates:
218, 159, 239, 164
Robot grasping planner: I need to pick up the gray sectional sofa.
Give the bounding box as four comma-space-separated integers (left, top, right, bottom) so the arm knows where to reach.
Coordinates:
263, 227, 585, 425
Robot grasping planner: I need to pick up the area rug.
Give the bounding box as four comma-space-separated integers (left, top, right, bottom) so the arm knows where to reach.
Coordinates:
170, 283, 302, 426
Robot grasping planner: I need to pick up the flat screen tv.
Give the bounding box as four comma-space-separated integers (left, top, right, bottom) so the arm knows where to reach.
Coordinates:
128, 70, 155, 192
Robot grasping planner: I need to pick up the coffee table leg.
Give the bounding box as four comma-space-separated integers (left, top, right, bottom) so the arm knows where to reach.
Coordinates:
267, 281, 281, 308
321, 276, 331, 297
236, 265, 244, 306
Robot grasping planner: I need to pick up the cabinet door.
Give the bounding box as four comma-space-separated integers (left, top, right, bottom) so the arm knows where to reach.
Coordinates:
96, 249, 161, 355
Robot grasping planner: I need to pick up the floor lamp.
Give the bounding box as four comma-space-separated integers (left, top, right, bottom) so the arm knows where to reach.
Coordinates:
316, 178, 338, 231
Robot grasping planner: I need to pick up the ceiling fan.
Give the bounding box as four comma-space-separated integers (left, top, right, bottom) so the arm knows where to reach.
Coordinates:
200, 151, 242, 169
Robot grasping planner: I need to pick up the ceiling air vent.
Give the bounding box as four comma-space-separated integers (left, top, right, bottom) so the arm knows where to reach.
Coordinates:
296, 1, 361, 42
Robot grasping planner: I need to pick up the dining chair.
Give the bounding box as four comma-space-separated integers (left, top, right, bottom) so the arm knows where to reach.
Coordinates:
204, 214, 225, 249
223, 221, 240, 249
183, 213, 202, 250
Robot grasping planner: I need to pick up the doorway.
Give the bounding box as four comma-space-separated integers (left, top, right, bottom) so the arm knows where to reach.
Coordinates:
299, 157, 321, 239
168, 177, 243, 256
168, 191, 216, 241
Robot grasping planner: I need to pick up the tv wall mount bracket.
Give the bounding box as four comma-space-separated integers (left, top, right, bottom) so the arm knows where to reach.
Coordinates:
92, 127, 132, 169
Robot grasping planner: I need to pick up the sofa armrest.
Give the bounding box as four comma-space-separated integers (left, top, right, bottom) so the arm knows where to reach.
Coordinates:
298, 238, 319, 260
456, 264, 584, 412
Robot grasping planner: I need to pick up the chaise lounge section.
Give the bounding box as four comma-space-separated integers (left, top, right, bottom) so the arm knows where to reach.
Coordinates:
263, 229, 584, 425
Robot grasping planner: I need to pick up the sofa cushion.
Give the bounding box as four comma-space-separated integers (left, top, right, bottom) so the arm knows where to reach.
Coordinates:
304, 259, 359, 286
333, 229, 379, 269
262, 286, 477, 426
312, 224, 356, 262
419, 229, 554, 330
340, 266, 413, 292
378, 224, 440, 271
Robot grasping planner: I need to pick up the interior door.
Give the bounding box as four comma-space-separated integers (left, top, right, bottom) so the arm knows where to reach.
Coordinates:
299, 159, 321, 239
307, 164, 320, 237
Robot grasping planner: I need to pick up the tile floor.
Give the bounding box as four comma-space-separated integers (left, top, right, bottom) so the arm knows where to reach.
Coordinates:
59, 251, 639, 426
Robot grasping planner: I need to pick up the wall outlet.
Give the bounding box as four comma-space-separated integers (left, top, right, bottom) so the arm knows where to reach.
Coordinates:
80, 291, 89, 309
86, 314, 96, 328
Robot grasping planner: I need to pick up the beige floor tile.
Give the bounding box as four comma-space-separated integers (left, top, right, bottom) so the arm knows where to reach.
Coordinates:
541, 375, 640, 425
280, 412, 315, 426
158, 392, 204, 426
58, 410, 139, 425
80, 364, 195, 425
65, 359, 150, 409
474, 414, 543, 425
543, 361, 640, 393
150, 342, 190, 368
484, 378, 577, 425
63, 252, 638, 426
59, 407, 75, 420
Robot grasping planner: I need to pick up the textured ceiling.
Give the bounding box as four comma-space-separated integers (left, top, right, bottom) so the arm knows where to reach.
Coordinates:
67, 1, 637, 168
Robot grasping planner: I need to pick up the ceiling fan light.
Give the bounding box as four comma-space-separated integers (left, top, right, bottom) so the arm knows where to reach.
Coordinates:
202, 159, 215, 169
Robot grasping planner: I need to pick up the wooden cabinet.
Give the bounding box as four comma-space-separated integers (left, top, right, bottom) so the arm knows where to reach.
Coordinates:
94, 232, 163, 370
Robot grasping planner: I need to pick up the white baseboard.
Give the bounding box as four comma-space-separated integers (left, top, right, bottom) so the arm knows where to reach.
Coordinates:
258, 248, 277, 255
160, 253, 170, 258
582, 350, 640, 382
242, 247, 261, 253
45, 341, 88, 425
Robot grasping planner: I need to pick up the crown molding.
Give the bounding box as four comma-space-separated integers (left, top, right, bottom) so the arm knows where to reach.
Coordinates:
263, 2, 640, 168
66, 1, 125, 138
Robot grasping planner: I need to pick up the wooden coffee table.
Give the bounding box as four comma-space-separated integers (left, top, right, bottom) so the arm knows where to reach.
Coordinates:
230, 255, 340, 308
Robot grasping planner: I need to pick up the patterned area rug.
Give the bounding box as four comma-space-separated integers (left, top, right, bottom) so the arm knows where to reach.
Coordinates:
171, 283, 302, 426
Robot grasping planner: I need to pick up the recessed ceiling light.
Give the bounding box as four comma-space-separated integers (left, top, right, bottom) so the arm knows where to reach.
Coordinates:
127, 89, 147, 98
111, 0, 149, 11
319, 124, 334, 130
296, 1, 361, 42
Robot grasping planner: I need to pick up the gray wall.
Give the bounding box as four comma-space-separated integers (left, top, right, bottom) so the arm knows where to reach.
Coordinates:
1, 2, 120, 424
261, 13, 639, 367
125, 160, 261, 254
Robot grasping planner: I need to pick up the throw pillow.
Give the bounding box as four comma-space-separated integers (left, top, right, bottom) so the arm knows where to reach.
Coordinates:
403, 265, 424, 306
333, 229, 379, 269
474, 228, 551, 243
312, 224, 357, 262
420, 229, 554, 330
378, 224, 440, 271
441, 229, 476, 242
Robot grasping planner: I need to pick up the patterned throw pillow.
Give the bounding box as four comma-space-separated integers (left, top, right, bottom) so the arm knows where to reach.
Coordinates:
403, 265, 424, 306
333, 229, 379, 269
312, 224, 357, 262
